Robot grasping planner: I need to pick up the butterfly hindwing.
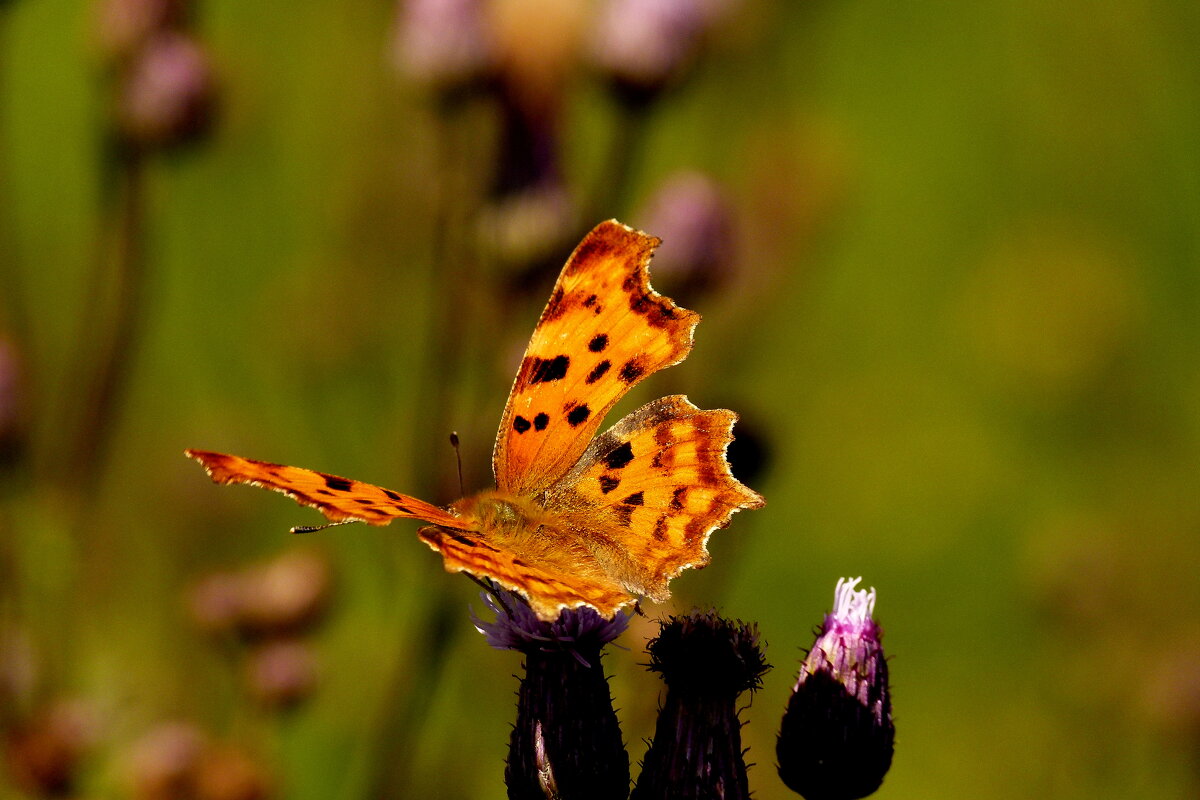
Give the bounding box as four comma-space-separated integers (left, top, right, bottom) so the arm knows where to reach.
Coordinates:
185, 450, 468, 530
546, 396, 764, 598
492, 220, 700, 496
416, 525, 635, 620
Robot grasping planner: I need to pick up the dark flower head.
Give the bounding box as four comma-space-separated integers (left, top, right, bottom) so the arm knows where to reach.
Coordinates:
777, 578, 894, 800
632, 610, 769, 800
646, 608, 767, 695
471, 585, 630, 663
475, 586, 631, 800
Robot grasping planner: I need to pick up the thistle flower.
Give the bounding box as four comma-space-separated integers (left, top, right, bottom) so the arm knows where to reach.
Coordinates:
634, 171, 735, 304
589, 0, 731, 104
630, 610, 769, 800
391, 0, 495, 91
776, 578, 894, 800
472, 587, 630, 800
115, 32, 216, 148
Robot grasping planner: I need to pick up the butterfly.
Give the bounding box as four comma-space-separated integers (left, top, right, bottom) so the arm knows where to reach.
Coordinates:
187, 220, 764, 621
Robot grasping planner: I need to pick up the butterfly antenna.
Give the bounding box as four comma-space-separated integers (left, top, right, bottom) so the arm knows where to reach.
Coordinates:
291, 519, 355, 535
449, 431, 465, 497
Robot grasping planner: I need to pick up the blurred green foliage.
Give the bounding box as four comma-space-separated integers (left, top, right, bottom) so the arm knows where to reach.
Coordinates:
2, 0, 1199, 798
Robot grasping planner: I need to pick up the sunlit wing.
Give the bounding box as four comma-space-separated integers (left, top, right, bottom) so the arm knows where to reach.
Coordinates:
185, 449, 468, 530
416, 525, 636, 621
492, 220, 700, 496
546, 395, 764, 598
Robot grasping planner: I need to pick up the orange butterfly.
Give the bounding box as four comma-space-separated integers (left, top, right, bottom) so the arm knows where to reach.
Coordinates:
187, 220, 764, 621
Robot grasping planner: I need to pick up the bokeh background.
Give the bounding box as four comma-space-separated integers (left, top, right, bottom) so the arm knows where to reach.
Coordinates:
3, 0, 1199, 798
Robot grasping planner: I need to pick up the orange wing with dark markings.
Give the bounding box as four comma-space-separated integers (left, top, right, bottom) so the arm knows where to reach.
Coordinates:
492, 220, 699, 496
546, 395, 764, 598
185, 449, 469, 530
415, 525, 635, 621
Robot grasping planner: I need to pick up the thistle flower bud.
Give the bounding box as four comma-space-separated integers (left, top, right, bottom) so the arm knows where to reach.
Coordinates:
194, 746, 272, 800
631, 610, 769, 800
589, 0, 729, 104
777, 578, 894, 800
635, 171, 735, 304
391, 0, 495, 91
471, 587, 630, 800
115, 32, 216, 148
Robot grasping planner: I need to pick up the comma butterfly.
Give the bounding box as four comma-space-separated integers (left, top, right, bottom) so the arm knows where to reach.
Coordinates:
187, 220, 764, 621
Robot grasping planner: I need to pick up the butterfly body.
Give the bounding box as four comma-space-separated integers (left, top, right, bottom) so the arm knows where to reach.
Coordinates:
188, 220, 763, 621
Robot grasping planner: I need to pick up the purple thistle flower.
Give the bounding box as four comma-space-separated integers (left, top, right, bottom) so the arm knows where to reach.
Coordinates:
631, 610, 769, 800
777, 578, 894, 800
115, 32, 216, 148
472, 586, 631, 800
391, 0, 495, 90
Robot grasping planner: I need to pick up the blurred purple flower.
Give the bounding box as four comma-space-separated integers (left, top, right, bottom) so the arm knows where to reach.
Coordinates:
777, 578, 894, 800
637, 170, 735, 301
116, 32, 215, 148
590, 0, 731, 99
392, 0, 495, 89
96, 0, 183, 60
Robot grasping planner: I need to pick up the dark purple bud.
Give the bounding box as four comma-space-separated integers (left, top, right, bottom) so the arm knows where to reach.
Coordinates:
635, 171, 735, 304
589, 0, 731, 103
472, 587, 631, 800
631, 610, 769, 800
777, 579, 894, 800
391, 0, 495, 90
116, 32, 216, 148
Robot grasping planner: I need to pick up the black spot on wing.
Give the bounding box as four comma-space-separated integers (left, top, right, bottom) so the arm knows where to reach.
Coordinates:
533, 413, 550, 431
619, 358, 645, 383
566, 404, 591, 427
583, 293, 598, 307
589, 334, 609, 352
612, 504, 634, 527
671, 486, 688, 510
603, 442, 634, 470
623, 491, 644, 506
599, 475, 620, 494
513, 415, 532, 433
529, 355, 570, 384
384, 489, 402, 501
652, 515, 669, 541
323, 475, 353, 492
586, 360, 611, 384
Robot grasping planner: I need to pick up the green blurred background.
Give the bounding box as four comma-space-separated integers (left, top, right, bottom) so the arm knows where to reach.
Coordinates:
3, 0, 1199, 798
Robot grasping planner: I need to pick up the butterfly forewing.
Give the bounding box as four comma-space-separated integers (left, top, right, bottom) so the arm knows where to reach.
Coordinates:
492, 220, 700, 496
186, 450, 469, 530
545, 396, 764, 597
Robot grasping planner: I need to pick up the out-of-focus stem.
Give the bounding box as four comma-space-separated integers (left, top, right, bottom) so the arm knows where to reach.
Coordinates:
57, 140, 147, 503
587, 101, 651, 223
